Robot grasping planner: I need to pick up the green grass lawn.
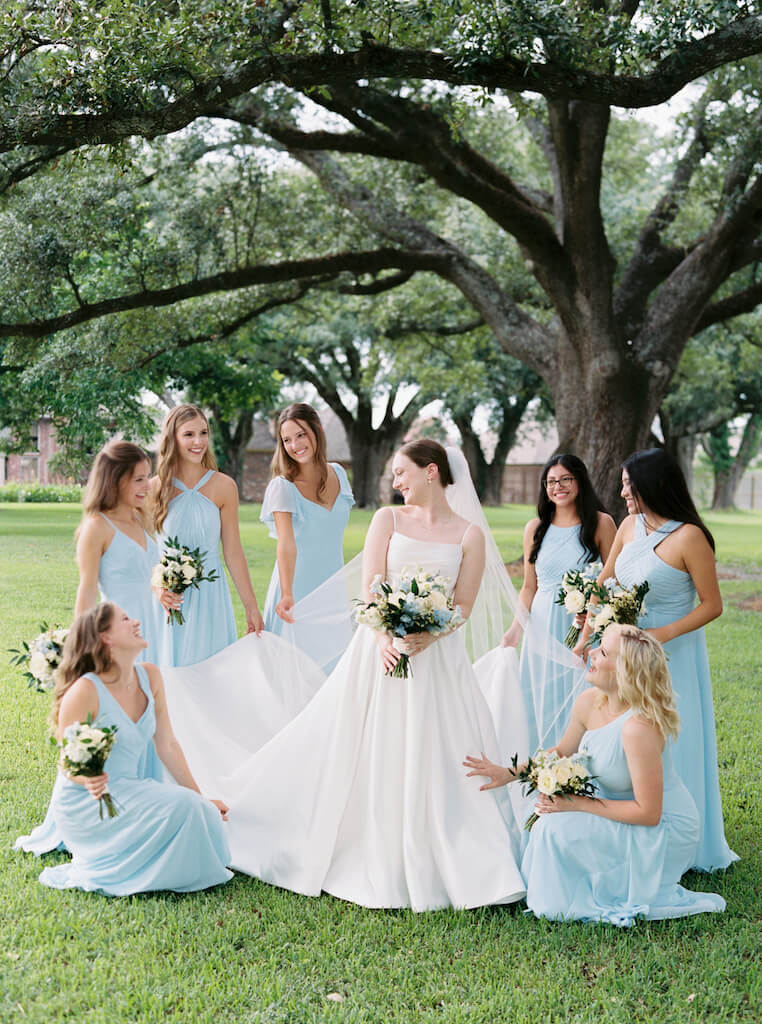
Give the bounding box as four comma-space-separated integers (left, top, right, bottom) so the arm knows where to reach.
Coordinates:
1, 504, 760, 1024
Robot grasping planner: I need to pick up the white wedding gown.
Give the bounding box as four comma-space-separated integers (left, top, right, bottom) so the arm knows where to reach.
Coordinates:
172, 531, 526, 911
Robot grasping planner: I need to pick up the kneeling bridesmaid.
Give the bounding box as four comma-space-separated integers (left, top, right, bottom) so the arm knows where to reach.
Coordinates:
16, 604, 232, 896
465, 625, 726, 926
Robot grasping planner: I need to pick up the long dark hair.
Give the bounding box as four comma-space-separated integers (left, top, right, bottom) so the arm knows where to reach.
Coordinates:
529, 454, 606, 564
623, 449, 715, 552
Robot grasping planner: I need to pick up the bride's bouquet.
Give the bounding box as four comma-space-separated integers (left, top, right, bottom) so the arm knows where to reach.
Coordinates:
59, 715, 119, 819
510, 748, 596, 830
9, 623, 69, 693
555, 561, 602, 648
355, 567, 464, 678
587, 577, 649, 644
151, 537, 219, 625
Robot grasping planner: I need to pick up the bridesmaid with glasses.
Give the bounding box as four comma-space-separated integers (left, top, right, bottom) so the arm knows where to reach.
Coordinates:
503, 454, 616, 753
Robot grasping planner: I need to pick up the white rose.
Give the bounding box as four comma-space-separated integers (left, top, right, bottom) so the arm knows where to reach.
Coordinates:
29, 650, 49, 680
553, 758, 575, 786
386, 591, 406, 609
181, 564, 197, 580
563, 590, 586, 614
358, 606, 382, 629
52, 628, 68, 645
428, 590, 448, 611
151, 565, 167, 588
536, 767, 557, 796
594, 604, 615, 627
62, 723, 80, 743
64, 741, 90, 765
570, 759, 588, 781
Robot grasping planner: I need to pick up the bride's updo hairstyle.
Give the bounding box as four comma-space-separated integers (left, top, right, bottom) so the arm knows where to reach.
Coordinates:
271, 403, 330, 501
398, 440, 454, 488
50, 604, 116, 732
612, 625, 680, 742
151, 404, 217, 533
623, 448, 715, 552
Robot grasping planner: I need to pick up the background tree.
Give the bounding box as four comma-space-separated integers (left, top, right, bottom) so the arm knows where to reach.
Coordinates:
3, 3, 762, 510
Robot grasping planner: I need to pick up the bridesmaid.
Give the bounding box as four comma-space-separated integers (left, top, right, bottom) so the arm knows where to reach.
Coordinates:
503, 454, 616, 752
576, 448, 736, 872
16, 603, 232, 895
150, 404, 263, 667
261, 403, 354, 666
75, 441, 167, 665
465, 625, 726, 925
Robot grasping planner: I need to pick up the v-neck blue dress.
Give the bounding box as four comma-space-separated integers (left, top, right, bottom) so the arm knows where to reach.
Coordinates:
615, 515, 737, 872
522, 709, 726, 925
98, 512, 169, 666
161, 470, 237, 667
20, 666, 232, 896
261, 464, 354, 665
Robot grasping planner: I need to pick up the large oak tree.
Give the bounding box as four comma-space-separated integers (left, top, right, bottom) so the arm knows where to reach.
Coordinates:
2, 2, 762, 508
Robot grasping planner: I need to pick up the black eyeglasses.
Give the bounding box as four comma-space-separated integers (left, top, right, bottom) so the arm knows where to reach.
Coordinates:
544, 476, 575, 491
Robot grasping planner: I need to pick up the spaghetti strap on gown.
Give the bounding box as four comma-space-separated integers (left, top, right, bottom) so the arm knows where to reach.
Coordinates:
615, 515, 737, 871
98, 513, 169, 666
161, 470, 237, 667
522, 709, 726, 925
16, 666, 232, 896
208, 530, 526, 911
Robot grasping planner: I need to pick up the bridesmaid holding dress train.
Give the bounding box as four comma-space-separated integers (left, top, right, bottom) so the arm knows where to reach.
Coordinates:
261, 403, 354, 668
466, 626, 726, 925
502, 454, 616, 752
16, 603, 232, 895
150, 404, 264, 667
576, 448, 736, 872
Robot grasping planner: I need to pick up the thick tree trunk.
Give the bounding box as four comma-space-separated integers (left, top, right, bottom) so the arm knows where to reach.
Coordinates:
710, 413, 762, 510
212, 411, 254, 493
347, 427, 399, 507
551, 346, 657, 520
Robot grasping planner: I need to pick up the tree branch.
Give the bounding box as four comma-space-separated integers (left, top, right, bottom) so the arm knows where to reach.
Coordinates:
693, 279, 762, 334
0, 248, 446, 340
6, 17, 762, 154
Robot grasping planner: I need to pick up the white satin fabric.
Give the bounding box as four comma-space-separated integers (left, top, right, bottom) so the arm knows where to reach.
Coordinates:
167, 532, 527, 911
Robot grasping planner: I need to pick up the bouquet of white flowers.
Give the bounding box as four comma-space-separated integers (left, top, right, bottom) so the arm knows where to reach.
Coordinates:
9, 623, 69, 693
151, 536, 219, 625
510, 747, 596, 830
59, 715, 119, 819
587, 577, 649, 644
554, 561, 602, 648
355, 566, 464, 678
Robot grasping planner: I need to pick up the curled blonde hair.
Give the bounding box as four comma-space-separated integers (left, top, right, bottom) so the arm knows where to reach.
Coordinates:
613, 625, 680, 741
271, 403, 329, 501
50, 604, 116, 732
150, 404, 217, 533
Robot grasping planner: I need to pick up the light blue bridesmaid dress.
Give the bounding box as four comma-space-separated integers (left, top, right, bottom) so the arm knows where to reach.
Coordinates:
16, 666, 233, 896
11, 514, 170, 859
616, 515, 737, 871
98, 513, 169, 665
161, 470, 237, 667
522, 709, 726, 925
520, 524, 590, 753
261, 464, 354, 665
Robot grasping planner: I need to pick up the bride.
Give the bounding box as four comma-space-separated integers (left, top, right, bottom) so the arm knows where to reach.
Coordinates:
176, 440, 527, 911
